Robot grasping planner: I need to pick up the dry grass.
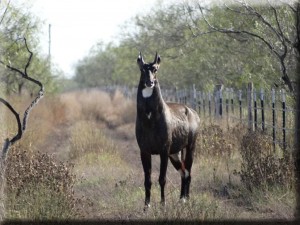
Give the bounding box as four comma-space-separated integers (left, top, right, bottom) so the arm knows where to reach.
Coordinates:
69, 120, 117, 160
60, 88, 135, 126
194, 121, 295, 219
1, 88, 296, 220
5, 146, 80, 219
1, 94, 77, 220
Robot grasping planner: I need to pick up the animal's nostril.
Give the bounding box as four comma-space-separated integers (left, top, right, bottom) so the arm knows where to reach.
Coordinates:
146, 81, 154, 87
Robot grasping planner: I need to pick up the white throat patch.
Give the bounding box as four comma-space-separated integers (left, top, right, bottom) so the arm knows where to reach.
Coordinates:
146, 112, 152, 119
142, 87, 153, 98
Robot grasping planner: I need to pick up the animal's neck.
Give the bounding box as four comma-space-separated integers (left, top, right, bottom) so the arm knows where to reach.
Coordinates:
137, 81, 165, 113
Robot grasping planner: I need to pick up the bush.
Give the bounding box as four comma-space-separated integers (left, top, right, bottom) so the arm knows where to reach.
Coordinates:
5, 146, 80, 219
239, 131, 293, 190
196, 124, 233, 158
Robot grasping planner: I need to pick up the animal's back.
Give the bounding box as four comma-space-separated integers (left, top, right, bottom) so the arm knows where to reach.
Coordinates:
166, 102, 200, 154
166, 102, 200, 129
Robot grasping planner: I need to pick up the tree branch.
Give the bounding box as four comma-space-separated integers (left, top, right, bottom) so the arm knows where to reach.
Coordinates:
0, 0, 11, 26
0, 37, 44, 159
268, 0, 292, 46
0, 98, 22, 159
196, 3, 295, 93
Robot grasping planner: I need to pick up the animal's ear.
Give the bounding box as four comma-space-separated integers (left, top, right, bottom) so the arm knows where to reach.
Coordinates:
137, 52, 144, 70
153, 52, 161, 65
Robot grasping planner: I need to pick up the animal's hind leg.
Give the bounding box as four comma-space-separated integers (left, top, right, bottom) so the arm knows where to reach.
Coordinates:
141, 151, 152, 207
184, 138, 197, 199
169, 152, 188, 199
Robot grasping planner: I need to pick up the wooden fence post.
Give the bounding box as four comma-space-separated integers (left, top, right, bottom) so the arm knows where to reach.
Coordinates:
230, 88, 234, 115
202, 92, 206, 117
282, 89, 287, 152
225, 88, 229, 125
247, 82, 254, 131
225, 88, 229, 115
199, 92, 202, 116
254, 90, 257, 130
192, 84, 197, 110
260, 88, 265, 131
208, 92, 212, 119
272, 88, 276, 151
197, 91, 200, 114
181, 90, 184, 104
219, 88, 223, 118
239, 90, 242, 121
214, 84, 223, 119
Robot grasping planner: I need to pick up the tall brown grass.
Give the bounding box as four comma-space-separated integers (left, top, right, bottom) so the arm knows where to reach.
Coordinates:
5, 146, 80, 219
69, 120, 117, 160
2, 88, 136, 220
60, 88, 135, 126
2, 94, 77, 219
1, 88, 296, 220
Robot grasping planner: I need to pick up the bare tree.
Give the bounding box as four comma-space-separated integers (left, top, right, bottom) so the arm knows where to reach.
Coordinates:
0, 37, 44, 221
185, 0, 299, 94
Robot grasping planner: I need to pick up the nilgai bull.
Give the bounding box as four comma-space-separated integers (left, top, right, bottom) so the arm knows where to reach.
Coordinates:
135, 52, 200, 208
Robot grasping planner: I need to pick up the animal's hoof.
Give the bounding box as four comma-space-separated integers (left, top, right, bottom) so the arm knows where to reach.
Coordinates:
180, 197, 188, 203
143, 204, 151, 212
160, 201, 166, 207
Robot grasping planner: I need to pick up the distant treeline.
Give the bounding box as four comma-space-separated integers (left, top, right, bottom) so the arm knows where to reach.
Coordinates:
73, 0, 298, 95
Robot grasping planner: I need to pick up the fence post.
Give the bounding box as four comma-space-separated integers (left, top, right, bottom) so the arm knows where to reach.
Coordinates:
239, 90, 242, 121
198, 91, 202, 116
272, 88, 276, 151
185, 89, 187, 104
260, 88, 265, 131
175, 87, 178, 103
214, 84, 223, 119
225, 88, 229, 126
192, 84, 197, 110
230, 88, 234, 115
254, 90, 257, 130
247, 82, 254, 131
214, 94, 217, 117
225, 88, 229, 115
203, 92, 206, 117
282, 89, 286, 152
219, 88, 223, 118
208, 92, 211, 119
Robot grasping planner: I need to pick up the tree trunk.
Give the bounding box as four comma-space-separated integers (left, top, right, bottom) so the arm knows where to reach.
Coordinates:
0, 160, 6, 221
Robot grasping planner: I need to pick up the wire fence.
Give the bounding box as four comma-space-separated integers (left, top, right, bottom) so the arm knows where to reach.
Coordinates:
102, 83, 298, 153
174, 83, 297, 153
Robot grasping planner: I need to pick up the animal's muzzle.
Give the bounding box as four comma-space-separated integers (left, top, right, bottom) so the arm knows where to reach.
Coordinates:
145, 80, 155, 88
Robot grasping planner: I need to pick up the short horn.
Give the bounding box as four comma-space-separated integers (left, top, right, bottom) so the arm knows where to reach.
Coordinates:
138, 52, 144, 63
137, 52, 145, 69
153, 52, 160, 64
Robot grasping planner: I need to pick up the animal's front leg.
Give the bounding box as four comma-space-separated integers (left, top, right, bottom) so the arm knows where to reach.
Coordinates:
159, 151, 169, 205
141, 151, 152, 208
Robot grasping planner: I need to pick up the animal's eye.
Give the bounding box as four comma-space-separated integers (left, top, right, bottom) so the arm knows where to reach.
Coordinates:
153, 68, 157, 73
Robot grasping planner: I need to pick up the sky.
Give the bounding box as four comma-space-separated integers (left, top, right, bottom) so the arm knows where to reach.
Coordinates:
26, 0, 296, 78
30, 0, 156, 77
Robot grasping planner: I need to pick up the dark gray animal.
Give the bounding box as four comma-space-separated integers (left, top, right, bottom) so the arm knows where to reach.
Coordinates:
135, 52, 200, 208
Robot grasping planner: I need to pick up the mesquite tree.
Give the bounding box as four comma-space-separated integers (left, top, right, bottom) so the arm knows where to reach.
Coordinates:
0, 37, 44, 221
185, 0, 299, 95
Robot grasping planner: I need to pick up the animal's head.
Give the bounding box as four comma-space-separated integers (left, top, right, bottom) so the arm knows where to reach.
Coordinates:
137, 52, 161, 89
